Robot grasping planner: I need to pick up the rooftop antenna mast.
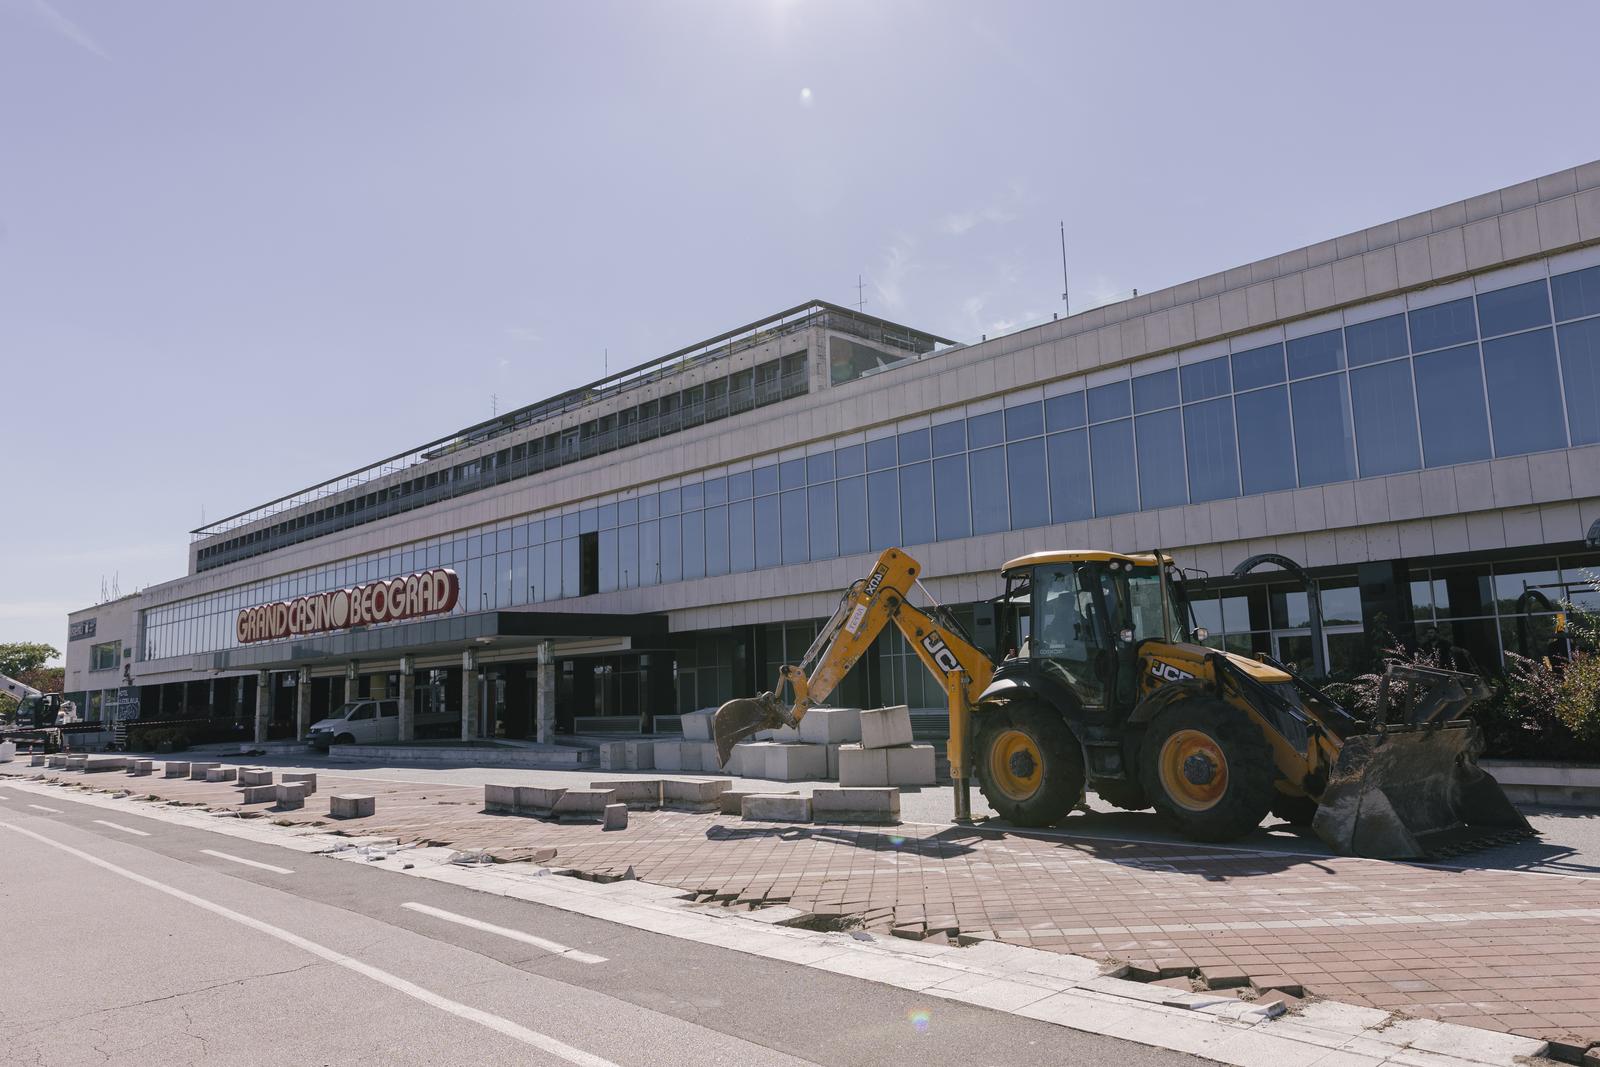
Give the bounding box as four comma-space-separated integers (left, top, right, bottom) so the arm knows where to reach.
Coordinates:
855, 274, 867, 314
1059, 221, 1071, 314
491, 393, 498, 416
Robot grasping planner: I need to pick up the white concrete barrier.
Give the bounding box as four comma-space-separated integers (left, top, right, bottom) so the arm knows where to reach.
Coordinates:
275, 782, 310, 809
515, 785, 566, 814
330, 794, 376, 819
588, 779, 663, 809
718, 788, 796, 815
661, 778, 731, 812
241, 784, 277, 804
484, 783, 518, 813
624, 740, 655, 770
859, 706, 914, 749
188, 763, 220, 780
0, 740, 15, 763
799, 708, 862, 745
679, 710, 716, 741
763, 743, 829, 782
741, 794, 812, 822
239, 768, 274, 786
810, 787, 901, 824
282, 772, 317, 794
551, 788, 618, 821
886, 744, 936, 786
205, 767, 238, 783
163, 761, 190, 778
838, 744, 889, 786
602, 803, 628, 830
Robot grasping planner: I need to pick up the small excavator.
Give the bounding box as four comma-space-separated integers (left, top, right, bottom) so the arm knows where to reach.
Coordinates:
713, 547, 1532, 859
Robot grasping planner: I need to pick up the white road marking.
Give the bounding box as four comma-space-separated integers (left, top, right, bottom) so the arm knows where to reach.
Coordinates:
401, 902, 608, 964
27, 804, 60, 813
93, 819, 151, 837
199, 849, 294, 875
0, 820, 620, 1067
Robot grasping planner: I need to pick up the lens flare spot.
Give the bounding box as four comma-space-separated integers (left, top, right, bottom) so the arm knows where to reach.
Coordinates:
907, 1008, 932, 1034
888, 834, 906, 848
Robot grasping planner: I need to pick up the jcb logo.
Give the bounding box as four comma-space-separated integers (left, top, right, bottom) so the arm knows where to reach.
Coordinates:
1150, 660, 1193, 684
922, 633, 961, 674
863, 566, 887, 597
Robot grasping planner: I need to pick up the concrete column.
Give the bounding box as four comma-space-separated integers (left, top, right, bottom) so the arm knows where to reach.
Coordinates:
461, 649, 478, 741
346, 661, 359, 704
207, 679, 216, 717
398, 655, 415, 742
536, 640, 555, 745
254, 671, 271, 744
295, 667, 311, 740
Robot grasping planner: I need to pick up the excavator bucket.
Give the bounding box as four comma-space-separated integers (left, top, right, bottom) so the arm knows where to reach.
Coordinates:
1311, 722, 1533, 859
712, 694, 786, 768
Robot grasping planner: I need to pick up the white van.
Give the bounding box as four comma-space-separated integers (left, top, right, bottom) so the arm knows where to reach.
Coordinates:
305, 700, 455, 748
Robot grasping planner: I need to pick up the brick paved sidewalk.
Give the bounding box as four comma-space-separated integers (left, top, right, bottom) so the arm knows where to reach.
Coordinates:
12, 766, 1600, 1052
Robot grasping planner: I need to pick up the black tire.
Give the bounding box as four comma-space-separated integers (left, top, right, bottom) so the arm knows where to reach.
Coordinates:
1139, 700, 1276, 843
1092, 778, 1150, 811
334, 733, 355, 746
974, 702, 1085, 827
1270, 793, 1318, 827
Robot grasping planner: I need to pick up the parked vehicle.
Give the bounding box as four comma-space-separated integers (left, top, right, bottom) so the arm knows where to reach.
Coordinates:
305, 699, 455, 748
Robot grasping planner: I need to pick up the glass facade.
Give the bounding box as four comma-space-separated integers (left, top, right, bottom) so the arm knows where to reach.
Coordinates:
143, 261, 1600, 663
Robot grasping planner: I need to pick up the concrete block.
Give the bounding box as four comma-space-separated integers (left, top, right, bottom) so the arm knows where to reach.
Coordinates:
826, 743, 841, 780
588, 779, 662, 809
515, 786, 566, 814
205, 767, 238, 783
30, 753, 46, 766
838, 744, 890, 787
126, 759, 154, 776
727, 741, 774, 777
551, 788, 618, 821
653, 741, 687, 773
46, 754, 67, 768
275, 782, 309, 809
241, 784, 277, 804
623, 740, 655, 770
239, 767, 273, 786
798, 708, 862, 745
0, 741, 14, 762
189, 762, 220, 780
679, 710, 715, 741
810, 787, 901, 824
84, 756, 127, 772
695, 741, 723, 770
740, 793, 812, 822
718, 789, 796, 815
484, 783, 518, 813
661, 778, 731, 811
283, 772, 317, 794
596, 741, 626, 771
603, 803, 628, 830
163, 761, 190, 778
330, 793, 375, 819
763, 743, 829, 782
754, 724, 800, 742
66, 754, 88, 770
886, 743, 937, 786
859, 706, 913, 750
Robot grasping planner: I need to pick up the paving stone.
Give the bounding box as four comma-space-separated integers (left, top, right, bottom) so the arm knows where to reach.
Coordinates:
661, 778, 731, 811
679, 710, 715, 741
163, 761, 190, 778
763, 743, 828, 782
885, 743, 936, 786
837, 744, 889, 786
740, 793, 812, 822
274, 782, 309, 809
282, 772, 317, 794
603, 803, 628, 831
238, 767, 273, 786
1249, 974, 1305, 997
798, 708, 862, 745
588, 779, 662, 809
240, 784, 277, 804
859, 705, 913, 749
205, 767, 238, 783
623, 740, 655, 770
188, 763, 220, 780
718, 789, 796, 815
484, 783, 518, 813
810, 787, 900, 824
330, 793, 375, 819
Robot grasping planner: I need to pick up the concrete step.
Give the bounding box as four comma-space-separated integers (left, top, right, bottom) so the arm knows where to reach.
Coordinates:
336, 743, 591, 769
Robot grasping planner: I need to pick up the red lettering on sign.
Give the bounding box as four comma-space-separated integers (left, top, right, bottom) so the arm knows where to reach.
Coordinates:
234, 568, 461, 643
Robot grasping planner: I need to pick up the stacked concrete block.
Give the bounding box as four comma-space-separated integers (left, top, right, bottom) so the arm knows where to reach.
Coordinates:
798, 708, 862, 745
763, 743, 828, 782
205, 767, 238, 783
588, 779, 663, 809
886, 744, 937, 786
679, 710, 716, 741
754, 724, 800, 742
859, 706, 914, 749
239, 768, 274, 786
726, 741, 774, 777
623, 740, 655, 770
838, 744, 889, 786
653, 741, 690, 773
275, 782, 310, 809
163, 761, 189, 777
283, 772, 317, 794
843, 706, 935, 786
188, 762, 220, 780
596, 741, 627, 771
241, 784, 277, 804
330, 794, 375, 819
662, 778, 731, 812
740, 794, 812, 822
811, 787, 901, 825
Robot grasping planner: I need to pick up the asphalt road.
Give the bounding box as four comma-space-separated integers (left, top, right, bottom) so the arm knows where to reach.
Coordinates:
0, 782, 1207, 1067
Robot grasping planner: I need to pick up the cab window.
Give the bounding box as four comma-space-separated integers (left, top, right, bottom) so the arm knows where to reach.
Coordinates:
1030, 565, 1107, 704
347, 703, 376, 721
379, 701, 398, 719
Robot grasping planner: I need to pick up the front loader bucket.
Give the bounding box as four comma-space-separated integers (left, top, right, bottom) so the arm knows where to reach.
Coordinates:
1312, 722, 1534, 859
712, 694, 786, 769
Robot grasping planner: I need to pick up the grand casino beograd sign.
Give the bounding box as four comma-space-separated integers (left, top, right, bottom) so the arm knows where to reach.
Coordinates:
236, 568, 459, 644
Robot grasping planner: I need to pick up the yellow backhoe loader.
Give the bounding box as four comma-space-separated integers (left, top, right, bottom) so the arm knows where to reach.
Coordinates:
713, 547, 1532, 859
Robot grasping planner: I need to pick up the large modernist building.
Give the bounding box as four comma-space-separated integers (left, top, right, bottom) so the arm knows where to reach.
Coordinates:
64, 160, 1600, 742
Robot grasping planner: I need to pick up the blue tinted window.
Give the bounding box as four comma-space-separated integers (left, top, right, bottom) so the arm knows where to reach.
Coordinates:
1132, 369, 1179, 413
1180, 356, 1230, 402
807, 484, 837, 560
1006, 439, 1049, 529
779, 459, 806, 490
931, 419, 966, 457
753, 464, 779, 495
1090, 421, 1137, 516
1045, 391, 1086, 431
1413, 344, 1492, 467
898, 428, 930, 463
933, 455, 970, 540
659, 514, 681, 582
1558, 318, 1600, 445
1183, 397, 1239, 503
866, 437, 898, 471
1287, 330, 1344, 379
1482, 329, 1567, 456
1231, 343, 1286, 390
835, 444, 865, 478
836, 477, 868, 555
1345, 314, 1409, 367
598, 503, 617, 530
867, 470, 899, 550
969, 447, 1009, 534
659, 489, 680, 516
729, 499, 754, 572
1553, 264, 1600, 322
1005, 402, 1044, 440
617, 499, 637, 526
681, 483, 703, 511
1087, 381, 1132, 422
727, 470, 752, 500
779, 491, 806, 565
1349, 361, 1421, 477
1477, 280, 1550, 338
806, 452, 834, 483
682, 509, 705, 578
1234, 387, 1297, 495
754, 497, 780, 568
704, 505, 728, 575
899, 463, 934, 544
703, 477, 727, 506
1046, 430, 1092, 523
1408, 298, 1477, 351
967, 410, 1004, 448
1135, 409, 1187, 508
1290, 375, 1356, 486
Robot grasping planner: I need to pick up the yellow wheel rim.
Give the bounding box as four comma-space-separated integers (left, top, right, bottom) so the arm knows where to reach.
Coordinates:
1158, 729, 1229, 812
988, 729, 1044, 802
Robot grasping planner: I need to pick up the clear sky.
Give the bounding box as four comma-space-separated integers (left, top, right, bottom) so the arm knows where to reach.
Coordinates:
3, 0, 1597, 660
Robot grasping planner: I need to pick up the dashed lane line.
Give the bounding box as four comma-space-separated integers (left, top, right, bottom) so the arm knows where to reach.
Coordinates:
93, 819, 151, 837
0, 819, 620, 1067
27, 803, 61, 814
401, 901, 608, 964
199, 848, 295, 875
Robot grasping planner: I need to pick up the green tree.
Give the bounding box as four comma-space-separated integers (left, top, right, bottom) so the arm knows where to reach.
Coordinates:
0, 642, 62, 717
